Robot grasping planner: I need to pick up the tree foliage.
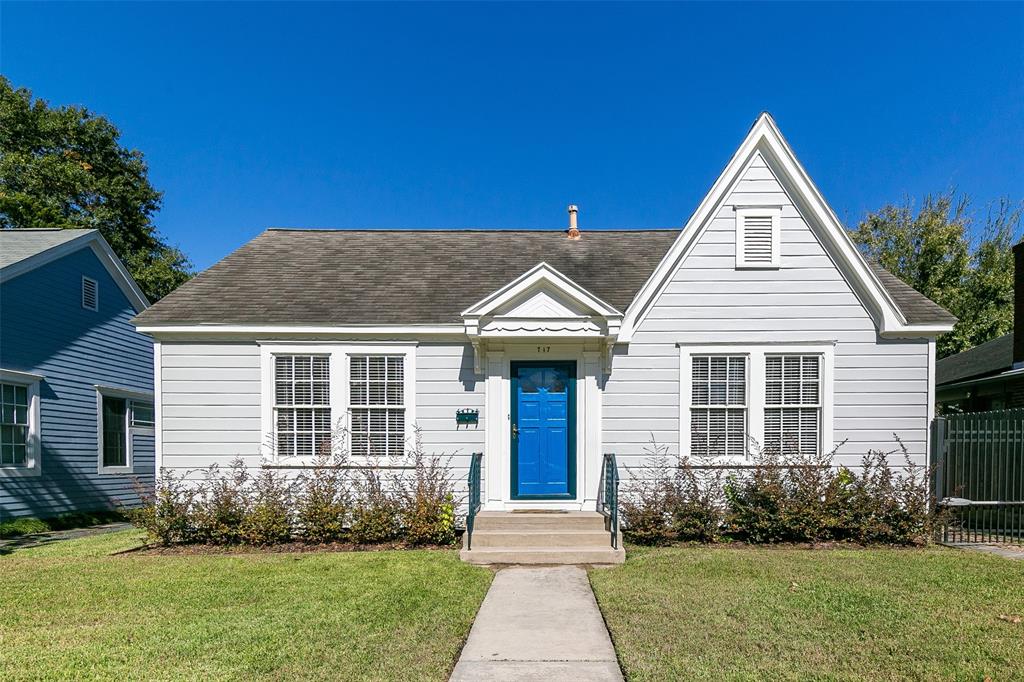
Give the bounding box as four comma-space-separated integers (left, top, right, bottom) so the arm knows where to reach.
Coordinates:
0, 77, 191, 301
852, 191, 1021, 358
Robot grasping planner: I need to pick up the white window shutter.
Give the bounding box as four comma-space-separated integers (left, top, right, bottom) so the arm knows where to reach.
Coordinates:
735, 208, 781, 269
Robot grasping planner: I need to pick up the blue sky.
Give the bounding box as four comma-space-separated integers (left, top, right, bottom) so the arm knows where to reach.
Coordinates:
3, 2, 1022, 271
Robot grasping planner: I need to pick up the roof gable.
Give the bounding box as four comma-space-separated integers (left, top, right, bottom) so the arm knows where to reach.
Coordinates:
617, 113, 955, 341
0, 229, 149, 313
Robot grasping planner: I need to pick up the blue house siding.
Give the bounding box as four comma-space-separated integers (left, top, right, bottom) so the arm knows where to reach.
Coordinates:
0, 247, 154, 520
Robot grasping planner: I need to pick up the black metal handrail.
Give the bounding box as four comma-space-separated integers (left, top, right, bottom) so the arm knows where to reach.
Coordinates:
598, 453, 620, 549
465, 452, 483, 550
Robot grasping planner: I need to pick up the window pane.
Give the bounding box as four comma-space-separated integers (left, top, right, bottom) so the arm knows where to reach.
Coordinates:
763, 355, 822, 457
102, 396, 128, 467
274, 355, 332, 458
131, 402, 155, 427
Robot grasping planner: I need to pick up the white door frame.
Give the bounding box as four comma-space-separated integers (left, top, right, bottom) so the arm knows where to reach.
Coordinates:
482, 341, 603, 511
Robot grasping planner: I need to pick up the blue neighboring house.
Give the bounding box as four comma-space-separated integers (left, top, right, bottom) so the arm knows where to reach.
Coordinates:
0, 229, 155, 520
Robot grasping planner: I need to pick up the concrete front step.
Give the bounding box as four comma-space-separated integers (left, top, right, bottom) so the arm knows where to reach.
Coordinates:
459, 546, 626, 565
469, 529, 614, 549
474, 511, 608, 531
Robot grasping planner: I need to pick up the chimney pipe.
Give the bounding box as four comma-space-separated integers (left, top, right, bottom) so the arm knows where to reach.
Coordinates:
567, 204, 580, 240
1014, 242, 1024, 366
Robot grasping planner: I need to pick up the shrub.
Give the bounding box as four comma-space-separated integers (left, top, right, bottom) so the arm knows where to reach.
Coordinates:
621, 442, 725, 545
296, 453, 352, 544
396, 438, 458, 546
840, 439, 933, 544
129, 469, 198, 546
350, 465, 401, 544
192, 460, 249, 545
239, 468, 293, 546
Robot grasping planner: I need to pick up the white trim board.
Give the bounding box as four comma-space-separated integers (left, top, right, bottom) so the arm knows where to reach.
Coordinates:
618, 113, 953, 342
0, 368, 43, 478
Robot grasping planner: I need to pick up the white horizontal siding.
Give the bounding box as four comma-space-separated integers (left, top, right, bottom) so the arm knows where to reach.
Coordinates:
604, 151, 931, 473
157, 341, 485, 502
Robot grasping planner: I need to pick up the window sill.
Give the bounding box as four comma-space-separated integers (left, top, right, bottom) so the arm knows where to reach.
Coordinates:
98, 466, 134, 476
0, 465, 41, 478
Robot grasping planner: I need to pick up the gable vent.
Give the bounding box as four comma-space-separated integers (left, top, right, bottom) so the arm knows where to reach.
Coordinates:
82, 276, 98, 311
735, 208, 781, 269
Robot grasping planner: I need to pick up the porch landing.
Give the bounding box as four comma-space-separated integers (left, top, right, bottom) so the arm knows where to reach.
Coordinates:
460, 511, 624, 565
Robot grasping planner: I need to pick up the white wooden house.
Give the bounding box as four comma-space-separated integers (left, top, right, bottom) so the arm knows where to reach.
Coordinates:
133, 114, 954, 563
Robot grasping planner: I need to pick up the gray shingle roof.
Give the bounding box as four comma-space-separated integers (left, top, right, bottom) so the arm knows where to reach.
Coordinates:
936, 333, 1014, 386
134, 228, 954, 328
0, 228, 96, 269
865, 260, 957, 326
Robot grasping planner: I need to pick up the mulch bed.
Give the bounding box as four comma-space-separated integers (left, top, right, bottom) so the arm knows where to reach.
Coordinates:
122, 540, 458, 556
633, 539, 931, 551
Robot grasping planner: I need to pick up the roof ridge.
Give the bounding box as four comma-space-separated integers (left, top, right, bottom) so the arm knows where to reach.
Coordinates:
264, 227, 683, 233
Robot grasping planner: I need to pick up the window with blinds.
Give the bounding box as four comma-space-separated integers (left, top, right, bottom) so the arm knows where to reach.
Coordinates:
690, 356, 747, 458
274, 355, 331, 458
764, 355, 821, 456
735, 208, 781, 268
350, 355, 405, 457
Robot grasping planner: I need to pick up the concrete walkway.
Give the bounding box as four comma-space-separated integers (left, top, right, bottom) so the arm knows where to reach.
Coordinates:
450, 566, 623, 681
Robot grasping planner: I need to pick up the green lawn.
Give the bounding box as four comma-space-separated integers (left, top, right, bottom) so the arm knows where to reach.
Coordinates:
0, 531, 492, 680
590, 545, 1024, 681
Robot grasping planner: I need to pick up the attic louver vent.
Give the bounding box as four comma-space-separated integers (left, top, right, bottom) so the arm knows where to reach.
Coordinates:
735, 208, 781, 269
82, 276, 98, 311
743, 216, 774, 263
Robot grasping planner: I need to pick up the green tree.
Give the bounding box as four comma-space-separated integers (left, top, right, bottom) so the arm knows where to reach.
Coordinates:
852, 192, 1022, 358
0, 77, 191, 301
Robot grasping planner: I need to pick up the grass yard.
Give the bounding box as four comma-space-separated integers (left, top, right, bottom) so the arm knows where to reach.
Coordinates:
589, 545, 1024, 681
0, 530, 492, 680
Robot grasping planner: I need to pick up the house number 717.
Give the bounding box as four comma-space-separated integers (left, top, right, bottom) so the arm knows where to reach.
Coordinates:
537, 346, 551, 353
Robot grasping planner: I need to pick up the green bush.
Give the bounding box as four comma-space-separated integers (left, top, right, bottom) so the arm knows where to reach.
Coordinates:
0, 517, 49, 539
397, 442, 458, 546
192, 460, 250, 545
350, 466, 401, 544
296, 454, 351, 544
621, 444, 725, 545
239, 469, 293, 546
128, 469, 198, 546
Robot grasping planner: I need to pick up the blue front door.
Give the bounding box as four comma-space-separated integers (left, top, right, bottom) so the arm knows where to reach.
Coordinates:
511, 362, 576, 499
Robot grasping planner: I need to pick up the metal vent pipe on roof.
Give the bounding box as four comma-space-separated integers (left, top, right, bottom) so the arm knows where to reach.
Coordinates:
567, 204, 580, 239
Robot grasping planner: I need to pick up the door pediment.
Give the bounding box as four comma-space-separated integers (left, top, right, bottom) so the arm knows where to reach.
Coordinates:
461, 263, 622, 339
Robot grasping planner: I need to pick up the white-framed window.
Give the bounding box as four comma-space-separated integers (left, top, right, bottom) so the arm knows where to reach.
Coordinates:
764, 355, 822, 456
274, 354, 332, 458
735, 207, 781, 269
689, 355, 747, 458
679, 343, 834, 460
259, 344, 417, 462
349, 355, 405, 457
96, 386, 154, 474
82, 276, 99, 311
0, 369, 42, 477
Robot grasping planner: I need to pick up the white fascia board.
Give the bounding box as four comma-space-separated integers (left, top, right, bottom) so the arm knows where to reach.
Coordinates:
879, 324, 956, 339
0, 230, 150, 313
136, 324, 465, 336
619, 113, 913, 342
461, 262, 623, 318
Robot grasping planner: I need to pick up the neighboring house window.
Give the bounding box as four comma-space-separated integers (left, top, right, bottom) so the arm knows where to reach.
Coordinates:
102, 396, 129, 467
1, 382, 30, 466
680, 345, 834, 461
764, 355, 821, 456
96, 388, 155, 473
274, 355, 331, 458
349, 355, 405, 457
82, 276, 99, 311
690, 356, 747, 458
0, 370, 42, 476
735, 207, 781, 269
